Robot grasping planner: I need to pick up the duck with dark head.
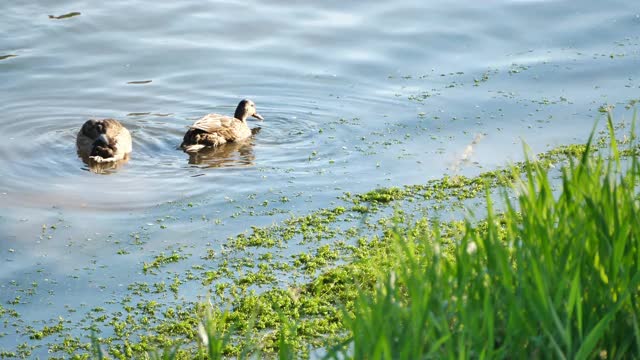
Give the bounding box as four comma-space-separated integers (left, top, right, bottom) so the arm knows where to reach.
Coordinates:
181, 99, 263, 153
76, 118, 132, 163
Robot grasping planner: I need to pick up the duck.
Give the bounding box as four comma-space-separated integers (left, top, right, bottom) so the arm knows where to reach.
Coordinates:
180, 99, 263, 152
76, 118, 132, 163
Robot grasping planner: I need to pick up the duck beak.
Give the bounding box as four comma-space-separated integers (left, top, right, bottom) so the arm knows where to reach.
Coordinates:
97, 133, 109, 145
252, 113, 264, 121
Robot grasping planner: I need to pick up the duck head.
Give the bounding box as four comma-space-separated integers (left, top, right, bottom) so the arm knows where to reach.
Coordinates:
90, 133, 116, 159
234, 99, 263, 122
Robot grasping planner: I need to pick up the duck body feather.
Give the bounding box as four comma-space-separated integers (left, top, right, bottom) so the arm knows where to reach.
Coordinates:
76, 119, 132, 163
181, 114, 252, 152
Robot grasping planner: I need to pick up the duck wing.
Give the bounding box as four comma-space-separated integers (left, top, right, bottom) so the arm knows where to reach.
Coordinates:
189, 114, 237, 133
103, 119, 125, 138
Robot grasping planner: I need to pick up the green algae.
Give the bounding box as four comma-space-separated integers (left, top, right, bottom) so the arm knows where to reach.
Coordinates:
355, 187, 406, 204
27, 318, 66, 340
78, 212, 478, 357
292, 245, 339, 274
143, 251, 188, 274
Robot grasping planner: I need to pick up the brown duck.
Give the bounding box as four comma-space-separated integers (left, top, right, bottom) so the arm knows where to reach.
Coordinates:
76, 119, 132, 163
181, 99, 263, 152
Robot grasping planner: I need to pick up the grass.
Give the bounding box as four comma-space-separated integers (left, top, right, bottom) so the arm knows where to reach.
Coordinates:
335, 121, 640, 359
89, 118, 640, 359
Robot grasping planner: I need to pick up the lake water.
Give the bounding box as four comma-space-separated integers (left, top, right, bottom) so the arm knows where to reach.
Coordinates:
1, 0, 639, 356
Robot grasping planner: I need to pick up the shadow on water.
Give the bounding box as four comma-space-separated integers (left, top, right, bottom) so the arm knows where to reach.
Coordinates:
186, 128, 261, 168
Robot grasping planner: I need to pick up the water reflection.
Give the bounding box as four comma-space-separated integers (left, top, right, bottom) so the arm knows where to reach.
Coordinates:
186, 128, 260, 168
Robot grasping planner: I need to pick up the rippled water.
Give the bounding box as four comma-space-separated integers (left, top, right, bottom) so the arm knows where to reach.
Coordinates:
1, 0, 639, 355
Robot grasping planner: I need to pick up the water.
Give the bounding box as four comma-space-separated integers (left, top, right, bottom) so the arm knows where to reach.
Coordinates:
1, 0, 639, 356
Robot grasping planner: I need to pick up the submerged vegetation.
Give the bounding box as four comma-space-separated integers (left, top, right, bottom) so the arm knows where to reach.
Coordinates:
76, 118, 640, 358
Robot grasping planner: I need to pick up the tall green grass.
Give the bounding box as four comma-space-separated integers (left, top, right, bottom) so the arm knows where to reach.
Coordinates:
335, 124, 640, 359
